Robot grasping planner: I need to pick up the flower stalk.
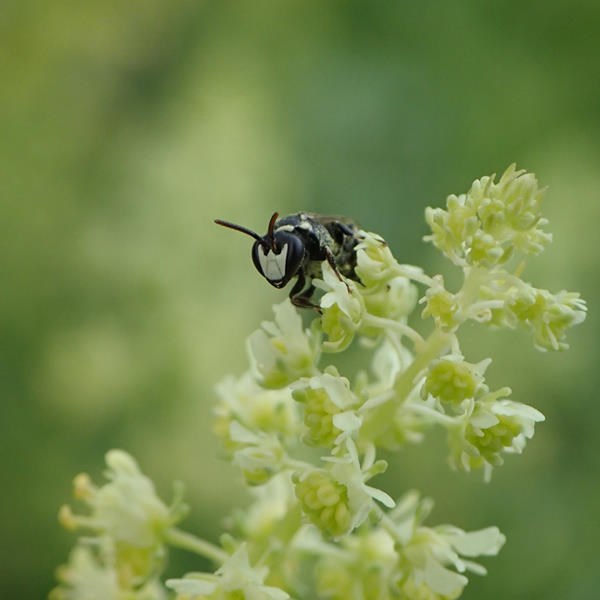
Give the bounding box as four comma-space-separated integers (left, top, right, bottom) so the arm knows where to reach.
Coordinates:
52, 166, 586, 600
163, 528, 230, 564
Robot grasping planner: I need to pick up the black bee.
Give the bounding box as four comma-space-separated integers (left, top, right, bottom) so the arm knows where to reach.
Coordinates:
214, 212, 363, 309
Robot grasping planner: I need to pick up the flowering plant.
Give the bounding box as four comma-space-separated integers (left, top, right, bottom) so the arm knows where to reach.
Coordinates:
51, 166, 586, 599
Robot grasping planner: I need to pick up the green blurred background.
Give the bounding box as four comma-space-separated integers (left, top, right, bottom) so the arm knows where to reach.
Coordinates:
2, 1, 598, 598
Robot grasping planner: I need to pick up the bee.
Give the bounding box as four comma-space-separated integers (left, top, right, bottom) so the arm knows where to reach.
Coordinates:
214, 212, 363, 309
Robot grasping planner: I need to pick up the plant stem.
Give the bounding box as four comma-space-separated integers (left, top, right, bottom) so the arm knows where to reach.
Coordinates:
164, 527, 229, 564
362, 314, 425, 349
360, 328, 451, 442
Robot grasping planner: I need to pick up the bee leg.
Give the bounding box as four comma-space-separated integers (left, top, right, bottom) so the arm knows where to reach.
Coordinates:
337, 222, 356, 237
289, 272, 321, 312
324, 248, 352, 293
291, 294, 321, 312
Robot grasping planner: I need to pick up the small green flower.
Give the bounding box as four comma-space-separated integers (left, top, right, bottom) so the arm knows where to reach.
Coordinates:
354, 232, 399, 286
52, 165, 588, 600
510, 287, 587, 351
58, 450, 185, 588
464, 414, 522, 467
294, 469, 353, 538
50, 542, 168, 600
236, 474, 296, 541
425, 165, 552, 267
247, 300, 319, 388
61, 450, 179, 546
228, 421, 286, 486
447, 394, 545, 477
214, 373, 300, 452
420, 276, 460, 330
324, 441, 394, 534
361, 275, 419, 325
368, 337, 410, 393
314, 528, 398, 600
292, 371, 359, 447
315, 262, 365, 352
390, 492, 505, 599
353, 232, 419, 327
295, 443, 392, 539
50, 545, 121, 600
469, 229, 505, 265
425, 196, 479, 267
422, 356, 489, 406
166, 545, 289, 600
479, 278, 587, 351
294, 385, 341, 447
314, 560, 355, 600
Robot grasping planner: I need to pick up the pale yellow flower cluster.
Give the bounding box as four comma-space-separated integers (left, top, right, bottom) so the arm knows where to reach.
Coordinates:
54, 166, 585, 600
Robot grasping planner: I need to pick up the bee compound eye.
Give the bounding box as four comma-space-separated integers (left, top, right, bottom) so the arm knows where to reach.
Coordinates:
281, 233, 304, 279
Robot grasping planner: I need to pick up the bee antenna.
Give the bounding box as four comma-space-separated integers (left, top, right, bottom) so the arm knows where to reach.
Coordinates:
214, 219, 264, 244
267, 212, 279, 250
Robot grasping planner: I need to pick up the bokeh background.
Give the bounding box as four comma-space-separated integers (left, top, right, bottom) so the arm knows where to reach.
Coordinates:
2, 2, 598, 598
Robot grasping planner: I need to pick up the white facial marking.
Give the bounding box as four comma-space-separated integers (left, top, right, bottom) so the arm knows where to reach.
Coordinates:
258, 244, 288, 281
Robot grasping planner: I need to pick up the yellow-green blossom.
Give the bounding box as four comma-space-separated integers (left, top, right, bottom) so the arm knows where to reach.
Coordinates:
354, 232, 399, 287
315, 262, 365, 352
313, 528, 398, 600
50, 545, 121, 600
422, 356, 490, 406
228, 421, 286, 486
50, 542, 168, 600
509, 286, 587, 351
58, 450, 185, 588
321, 441, 394, 536
292, 370, 360, 447
420, 276, 460, 330
296, 491, 505, 600
166, 545, 289, 600
446, 394, 545, 478
478, 276, 587, 351
53, 166, 587, 600
425, 164, 551, 267
247, 299, 320, 388
235, 474, 297, 541
294, 469, 353, 538
390, 492, 505, 599
361, 275, 419, 327
294, 443, 392, 539
214, 373, 300, 452
354, 232, 418, 326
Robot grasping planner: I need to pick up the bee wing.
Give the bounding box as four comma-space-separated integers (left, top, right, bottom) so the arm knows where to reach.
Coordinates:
307, 213, 361, 232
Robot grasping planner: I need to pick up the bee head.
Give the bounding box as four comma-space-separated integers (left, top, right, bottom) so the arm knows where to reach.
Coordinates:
214, 212, 305, 288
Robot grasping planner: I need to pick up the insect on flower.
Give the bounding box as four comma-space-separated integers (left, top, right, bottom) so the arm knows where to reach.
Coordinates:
215, 212, 363, 309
